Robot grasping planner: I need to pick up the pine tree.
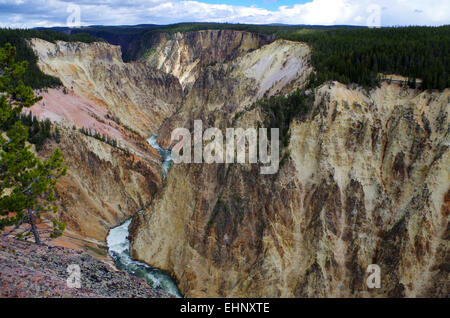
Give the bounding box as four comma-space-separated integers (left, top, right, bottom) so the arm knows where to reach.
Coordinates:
0, 43, 67, 244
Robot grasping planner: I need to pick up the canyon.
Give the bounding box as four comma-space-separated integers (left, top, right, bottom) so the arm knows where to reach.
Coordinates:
24, 30, 449, 297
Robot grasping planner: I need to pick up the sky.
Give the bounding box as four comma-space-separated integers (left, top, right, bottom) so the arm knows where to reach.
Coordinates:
0, 0, 449, 28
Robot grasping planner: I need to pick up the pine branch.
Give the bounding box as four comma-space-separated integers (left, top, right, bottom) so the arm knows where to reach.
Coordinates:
1, 213, 26, 237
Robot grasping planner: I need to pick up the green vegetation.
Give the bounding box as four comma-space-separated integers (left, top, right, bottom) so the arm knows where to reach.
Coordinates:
1, 112, 62, 151
4, 23, 449, 90
256, 89, 315, 148
120, 23, 449, 90
244, 26, 449, 155
19, 113, 53, 151
0, 43, 67, 244
78, 127, 118, 148
283, 26, 450, 90
112, 23, 355, 61
233, 88, 315, 156
128, 22, 355, 37
0, 28, 101, 89
140, 47, 156, 61
141, 24, 447, 156
5, 23, 448, 90
203, 61, 218, 68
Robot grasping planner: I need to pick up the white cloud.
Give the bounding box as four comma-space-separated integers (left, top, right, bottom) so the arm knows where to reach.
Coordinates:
0, 0, 448, 28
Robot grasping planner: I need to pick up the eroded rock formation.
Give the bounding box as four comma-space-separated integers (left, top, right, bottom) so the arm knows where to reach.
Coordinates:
142, 30, 274, 91
25, 39, 183, 250
38, 127, 161, 243
28, 32, 449, 298
30, 38, 183, 136
129, 38, 449, 297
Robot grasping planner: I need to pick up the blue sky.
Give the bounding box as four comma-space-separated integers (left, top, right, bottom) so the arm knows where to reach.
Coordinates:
1, 0, 449, 28
198, 0, 310, 11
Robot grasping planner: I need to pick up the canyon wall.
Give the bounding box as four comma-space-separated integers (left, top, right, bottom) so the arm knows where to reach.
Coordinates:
129, 38, 449, 297
38, 127, 161, 243
28, 32, 449, 297
30, 38, 183, 136
26, 39, 183, 252
26, 31, 273, 255
141, 30, 274, 90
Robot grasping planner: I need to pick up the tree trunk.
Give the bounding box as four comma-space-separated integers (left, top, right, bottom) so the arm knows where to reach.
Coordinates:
27, 209, 41, 245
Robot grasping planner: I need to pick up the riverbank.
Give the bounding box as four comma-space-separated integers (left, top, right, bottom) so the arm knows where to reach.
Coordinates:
105, 136, 181, 297
107, 219, 182, 297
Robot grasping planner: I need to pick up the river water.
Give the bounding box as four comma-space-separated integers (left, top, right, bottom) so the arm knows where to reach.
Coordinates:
147, 135, 173, 175
106, 135, 181, 297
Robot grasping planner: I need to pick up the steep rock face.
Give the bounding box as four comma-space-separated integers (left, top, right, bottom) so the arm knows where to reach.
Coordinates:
155, 39, 311, 148
129, 38, 449, 297
286, 83, 449, 297
29, 88, 164, 169
30, 38, 183, 136
37, 126, 161, 243
142, 30, 274, 91
25, 39, 177, 251
23, 87, 164, 253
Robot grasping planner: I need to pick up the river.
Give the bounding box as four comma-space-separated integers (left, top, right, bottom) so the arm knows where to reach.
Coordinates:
106, 135, 181, 297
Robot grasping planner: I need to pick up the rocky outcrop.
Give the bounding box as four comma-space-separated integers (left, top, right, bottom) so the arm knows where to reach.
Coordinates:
17, 86, 165, 255
0, 236, 170, 297
30, 38, 183, 137
26, 39, 178, 251
155, 39, 311, 148
129, 37, 449, 298
37, 127, 161, 243
142, 30, 274, 91
285, 83, 449, 297
30, 88, 162, 164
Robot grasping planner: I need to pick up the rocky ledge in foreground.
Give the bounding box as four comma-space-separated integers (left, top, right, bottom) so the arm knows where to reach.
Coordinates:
0, 236, 170, 298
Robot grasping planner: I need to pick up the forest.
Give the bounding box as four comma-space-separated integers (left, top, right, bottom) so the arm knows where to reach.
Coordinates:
1, 24, 449, 90
0, 111, 60, 151
282, 26, 450, 90
0, 28, 100, 89
256, 89, 315, 148
97, 23, 449, 90
134, 23, 450, 90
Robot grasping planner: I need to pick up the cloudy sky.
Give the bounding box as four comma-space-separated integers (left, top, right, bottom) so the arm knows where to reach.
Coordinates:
1, 0, 449, 28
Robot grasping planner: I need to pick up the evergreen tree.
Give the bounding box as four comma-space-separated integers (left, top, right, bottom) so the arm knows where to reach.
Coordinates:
0, 43, 66, 244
